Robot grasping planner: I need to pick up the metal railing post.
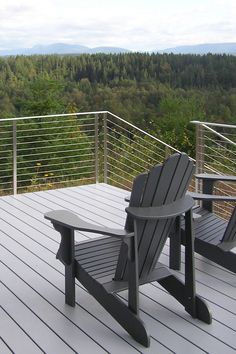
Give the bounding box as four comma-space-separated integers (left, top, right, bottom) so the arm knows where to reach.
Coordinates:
95, 113, 99, 183
13, 120, 17, 195
104, 112, 108, 184
165, 145, 171, 159
195, 122, 205, 193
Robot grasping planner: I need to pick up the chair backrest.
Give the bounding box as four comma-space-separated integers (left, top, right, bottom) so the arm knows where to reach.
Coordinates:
115, 153, 194, 281
220, 206, 236, 250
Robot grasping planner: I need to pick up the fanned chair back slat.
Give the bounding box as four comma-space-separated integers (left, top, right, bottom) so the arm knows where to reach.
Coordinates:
115, 173, 148, 279
115, 153, 194, 281
125, 173, 148, 232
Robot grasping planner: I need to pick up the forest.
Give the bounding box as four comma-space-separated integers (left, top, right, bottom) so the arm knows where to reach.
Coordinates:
1, 52, 236, 154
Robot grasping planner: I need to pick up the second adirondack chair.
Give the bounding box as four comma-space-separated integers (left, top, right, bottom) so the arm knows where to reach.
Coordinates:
170, 174, 236, 273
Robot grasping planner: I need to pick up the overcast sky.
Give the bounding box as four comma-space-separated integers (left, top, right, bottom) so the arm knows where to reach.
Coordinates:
1, 0, 236, 51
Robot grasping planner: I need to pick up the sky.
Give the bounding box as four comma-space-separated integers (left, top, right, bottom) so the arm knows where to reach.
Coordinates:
0, 0, 236, 52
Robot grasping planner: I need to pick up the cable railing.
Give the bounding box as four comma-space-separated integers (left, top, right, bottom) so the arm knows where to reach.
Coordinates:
0, 111, 235, 221
0, 112, 106, 195
192, 121, 236, 219
0, 111, 179, 196
103, 112, 180, 190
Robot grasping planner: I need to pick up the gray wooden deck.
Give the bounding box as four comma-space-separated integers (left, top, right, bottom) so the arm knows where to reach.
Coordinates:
0, 183, 235, 354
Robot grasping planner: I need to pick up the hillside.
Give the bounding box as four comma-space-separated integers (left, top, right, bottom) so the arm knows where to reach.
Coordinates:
162, 42, 236, 55
0, 52, 236, 156
0, 43, 131, 56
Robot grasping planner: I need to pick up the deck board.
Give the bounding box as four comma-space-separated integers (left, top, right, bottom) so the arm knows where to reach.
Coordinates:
0, 183, 236, 354
0, 334, 14, 354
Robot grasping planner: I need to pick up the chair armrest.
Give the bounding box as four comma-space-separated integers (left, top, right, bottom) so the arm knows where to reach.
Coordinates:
45, 210, 133, 239
194, 174, 236, 212
195, 174, 236, 182
188, 191, 236, 202
126, 195, 194, 220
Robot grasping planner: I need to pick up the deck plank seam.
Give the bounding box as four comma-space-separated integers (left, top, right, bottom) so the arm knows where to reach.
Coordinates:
0, 220, 58, 255
1, 277, 79, 353
151, 282, 236, 316
72, 185, 128, 207
1, 198, 234, 304
148, 337, 175, 354
6, 189, 234, 278
55, 188, 126, 215
118, 294, 209, 354
29, 189, 124, 230
0, 203, 59, 245
7, 187, 234, 273
0, 197, 89, 245
0, 260, 110, 354
1, 196, 235, 300
140, 287, 236, 350
1, 233, 211, 352
13, 190, 123, 223
1, 184, 236, 353
0, 334, 15, 354
16, 194, 93, 240
162, 247, 236, 292
43, 190, 124, 226
0, 241, 143, 352
0, 305, 46, 353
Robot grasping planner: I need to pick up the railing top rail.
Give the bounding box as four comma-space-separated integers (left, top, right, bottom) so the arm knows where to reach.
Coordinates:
0, 111, 108, 122
107, 111, 182, 154
0, 109, 182, 155
191, 120, 236, 129
195, 122, 236, 147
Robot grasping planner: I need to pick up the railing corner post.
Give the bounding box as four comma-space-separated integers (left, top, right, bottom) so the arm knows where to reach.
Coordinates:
13, 120, 17, 195
95, 113, 99, 183
195, 123, 204, 193
104, 112, 108, 184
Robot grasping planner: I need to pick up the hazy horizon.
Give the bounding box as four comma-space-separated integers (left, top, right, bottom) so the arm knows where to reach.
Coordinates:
4, 40, 236, 51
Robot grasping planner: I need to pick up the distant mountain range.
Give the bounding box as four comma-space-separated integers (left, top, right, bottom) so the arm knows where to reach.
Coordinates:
1, 42, 236, 56
0, 43, 131, 56
162, 42, 236, 55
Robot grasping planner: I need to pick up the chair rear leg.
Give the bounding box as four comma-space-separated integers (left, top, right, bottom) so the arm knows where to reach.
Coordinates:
165, 209, 211, 324
159, 274, 212, 324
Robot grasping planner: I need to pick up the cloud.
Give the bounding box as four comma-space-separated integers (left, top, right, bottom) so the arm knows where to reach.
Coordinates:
0, 0, 236, 51
0, 3, 32, 24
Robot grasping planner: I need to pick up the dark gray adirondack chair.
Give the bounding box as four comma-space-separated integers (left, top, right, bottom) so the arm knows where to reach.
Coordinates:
170, 174, 236, 273
45, 153, 212, 347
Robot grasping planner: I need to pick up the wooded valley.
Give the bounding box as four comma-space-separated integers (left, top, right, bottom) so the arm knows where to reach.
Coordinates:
1, 52, 236, 155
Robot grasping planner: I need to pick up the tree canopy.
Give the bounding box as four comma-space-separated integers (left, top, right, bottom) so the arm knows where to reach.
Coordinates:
0, 52, 236, 155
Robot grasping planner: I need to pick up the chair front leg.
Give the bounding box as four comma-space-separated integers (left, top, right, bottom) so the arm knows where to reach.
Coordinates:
169, 216, 181, 270
53, 224, 76, 306
65, 260, 76, 307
